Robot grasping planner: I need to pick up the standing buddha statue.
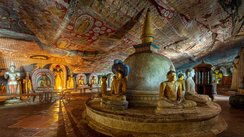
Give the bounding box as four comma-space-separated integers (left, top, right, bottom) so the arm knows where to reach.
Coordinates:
53, 65, 63, 90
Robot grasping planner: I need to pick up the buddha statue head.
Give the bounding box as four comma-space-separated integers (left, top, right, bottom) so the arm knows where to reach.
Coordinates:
167, 70, 176, 82
178, 73, 184, 81
55, 65, 61, 71
186, 68, 195, 78
116, 70, 124, 79
9, 62, 16, 73
101, 76, 107, 84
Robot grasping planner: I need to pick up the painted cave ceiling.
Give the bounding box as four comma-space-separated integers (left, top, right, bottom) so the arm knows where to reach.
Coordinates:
0, 0, 243, 73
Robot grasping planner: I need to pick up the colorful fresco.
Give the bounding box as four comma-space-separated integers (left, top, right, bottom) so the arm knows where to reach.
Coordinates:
0, 0, 243, 73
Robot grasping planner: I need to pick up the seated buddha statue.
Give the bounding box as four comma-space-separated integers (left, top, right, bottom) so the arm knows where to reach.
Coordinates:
101, 70, 128, 109
110, 70, 127, 96
185, 68, 210, 104
157, 70, 196, 109
100, 76, 108, 95
78, 76, 85, 86
177, 73, 186, 97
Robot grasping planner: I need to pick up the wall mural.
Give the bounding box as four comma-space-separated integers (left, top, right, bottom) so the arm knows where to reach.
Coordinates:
0, 0, 243, 73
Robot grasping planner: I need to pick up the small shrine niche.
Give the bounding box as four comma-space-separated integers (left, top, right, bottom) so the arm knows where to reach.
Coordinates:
194, 60, 214, 99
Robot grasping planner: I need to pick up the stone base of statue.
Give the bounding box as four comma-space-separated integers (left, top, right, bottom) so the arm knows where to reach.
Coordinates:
84, 99, 226, 137
229, 89, 244, 108
101, 94, 128, 110
126, 90, 159, 106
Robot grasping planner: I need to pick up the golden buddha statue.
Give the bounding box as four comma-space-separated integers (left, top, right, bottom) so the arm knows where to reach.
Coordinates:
23, 73, 32, 94
0, 83, 6, 94
78, 76, 85, 86
111, 71, 127, 96
158, 70, 196, 109
89, 75, 97, 89
53, 65, 64, 90
177, 73, 186, 97
213, 68, 223, 84
110, 76, 116, 94
100, 76, 107, 95
67, 75, 75, 89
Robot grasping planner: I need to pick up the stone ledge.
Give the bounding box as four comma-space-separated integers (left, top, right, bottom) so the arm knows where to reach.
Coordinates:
85, 100, 227, 137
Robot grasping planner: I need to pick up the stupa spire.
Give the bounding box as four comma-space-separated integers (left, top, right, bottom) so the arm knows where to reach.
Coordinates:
141, 8, 154, 44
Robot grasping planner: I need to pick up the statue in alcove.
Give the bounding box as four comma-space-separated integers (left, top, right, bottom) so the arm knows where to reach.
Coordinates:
78, 75, 85, 86
38, 74, 51, 88
53, 65, 64, 90
89, 75, 97, 88
23, 73, 32, 94
4, 62, 21, 95
67, 74, 75, 89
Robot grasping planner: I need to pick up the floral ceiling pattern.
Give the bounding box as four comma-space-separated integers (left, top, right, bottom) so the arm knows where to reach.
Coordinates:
0, 0, 243, 73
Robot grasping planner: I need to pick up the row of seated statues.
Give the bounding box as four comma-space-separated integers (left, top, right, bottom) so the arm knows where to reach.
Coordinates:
157, 69, 210, 110
98, 66, 211, 110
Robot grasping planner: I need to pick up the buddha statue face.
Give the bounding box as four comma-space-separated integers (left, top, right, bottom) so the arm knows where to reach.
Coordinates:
190, 70, 195, 77
9, 65, 15, 73
178, 73, 184, 81
116, 71, 123, 79
178, 75, 184, 80
55, 65, 61, 71
186, 69, 195, 78
214, 69, 219, 74
102, 77, 107, 82
167, 71, 176, 82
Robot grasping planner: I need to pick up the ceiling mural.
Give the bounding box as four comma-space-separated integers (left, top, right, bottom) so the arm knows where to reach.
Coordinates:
0, 0, 243, 73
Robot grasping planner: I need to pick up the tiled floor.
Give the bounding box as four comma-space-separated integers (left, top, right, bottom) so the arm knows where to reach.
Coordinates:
0, 100, 72, 137
0, 93, 243, 137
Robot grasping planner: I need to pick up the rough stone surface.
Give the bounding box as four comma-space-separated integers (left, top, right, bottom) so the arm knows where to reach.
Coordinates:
85, 99, 227, 137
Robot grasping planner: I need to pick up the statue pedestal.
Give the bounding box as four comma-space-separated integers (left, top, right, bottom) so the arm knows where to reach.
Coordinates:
85, 100, 226, 137
126, 90, 159, 106
101, 95, 128, 110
